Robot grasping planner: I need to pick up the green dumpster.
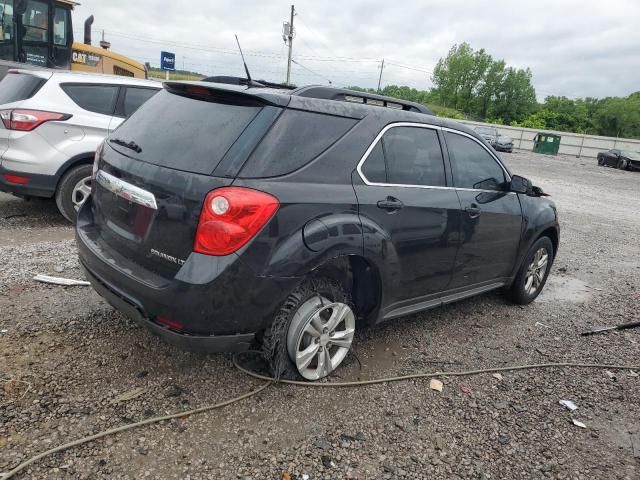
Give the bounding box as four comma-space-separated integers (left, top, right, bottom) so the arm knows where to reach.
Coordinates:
533, 133, 561, 155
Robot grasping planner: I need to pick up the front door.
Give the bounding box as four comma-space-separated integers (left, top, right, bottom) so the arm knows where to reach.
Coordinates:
443, 130, 523, 288
353, 124, 461, 312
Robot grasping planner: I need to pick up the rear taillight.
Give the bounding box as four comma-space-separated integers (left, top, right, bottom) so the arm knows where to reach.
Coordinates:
0, 109, 70, 131
194, 187, 279, 256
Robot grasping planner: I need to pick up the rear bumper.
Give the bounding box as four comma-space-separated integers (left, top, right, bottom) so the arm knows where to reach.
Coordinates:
0, 164, 57, 198
75, 199, 299, 353
82, 264, 255, 352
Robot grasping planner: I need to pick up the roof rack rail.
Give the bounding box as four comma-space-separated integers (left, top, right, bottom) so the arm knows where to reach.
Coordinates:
291, 86, 433, 115
202, 76, 296, 90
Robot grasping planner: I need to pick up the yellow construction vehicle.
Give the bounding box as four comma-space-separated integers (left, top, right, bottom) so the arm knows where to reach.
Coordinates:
0, 0, 145, 80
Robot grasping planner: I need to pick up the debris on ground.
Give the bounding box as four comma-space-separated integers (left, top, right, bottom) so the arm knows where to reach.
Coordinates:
429, 379, 443, 392
461, 386, 471, 393
559, 400, 578, 411
33, 274, 90, 286
281, 472, 292, 480
492, 373, 503, 381
572, 419, 587, 429
605, 371, 617, 380
111, 388, 146, 404
535, 321, 550, 328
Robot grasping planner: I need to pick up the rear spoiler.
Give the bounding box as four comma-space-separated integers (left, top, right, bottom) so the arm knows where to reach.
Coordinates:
163, 81, 290, 108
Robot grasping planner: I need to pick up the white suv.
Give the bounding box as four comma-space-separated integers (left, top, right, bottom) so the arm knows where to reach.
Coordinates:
0, 69, 160, 221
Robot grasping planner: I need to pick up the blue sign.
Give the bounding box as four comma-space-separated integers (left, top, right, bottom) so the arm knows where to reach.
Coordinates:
160, 51, 176, 71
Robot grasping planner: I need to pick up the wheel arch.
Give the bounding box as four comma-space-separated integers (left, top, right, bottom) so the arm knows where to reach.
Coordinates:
310, 254, 382, 325
53, 152, 95, 190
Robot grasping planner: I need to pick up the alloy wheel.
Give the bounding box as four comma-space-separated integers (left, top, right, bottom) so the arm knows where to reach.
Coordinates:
71, 176, 92, 211
287, 296, 355, 381
524, 247, 549, 296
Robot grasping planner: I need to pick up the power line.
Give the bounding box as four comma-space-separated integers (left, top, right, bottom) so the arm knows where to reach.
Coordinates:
291, 59, 333, 85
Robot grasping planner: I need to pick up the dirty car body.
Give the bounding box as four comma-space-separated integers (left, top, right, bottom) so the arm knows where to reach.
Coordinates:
76, 81, 559, 379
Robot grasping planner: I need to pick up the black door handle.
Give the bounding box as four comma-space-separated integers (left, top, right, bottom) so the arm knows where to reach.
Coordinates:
377, 197, 404, 211
465, 205, 481, 219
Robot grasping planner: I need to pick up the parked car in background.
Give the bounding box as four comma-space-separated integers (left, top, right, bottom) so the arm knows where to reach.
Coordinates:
597, 149, 640, 171
474, 125, 499, 145
0, 69, 160, 221
76, 82, 559, 382
494, 134, 514, 153
473, 126, 513, 153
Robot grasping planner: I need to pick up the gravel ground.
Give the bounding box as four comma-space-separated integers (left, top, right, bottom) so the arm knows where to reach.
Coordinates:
1, 151, 639, 480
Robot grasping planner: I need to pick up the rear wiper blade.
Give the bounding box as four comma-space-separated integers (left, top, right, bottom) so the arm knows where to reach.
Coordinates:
109, 138, 142, 154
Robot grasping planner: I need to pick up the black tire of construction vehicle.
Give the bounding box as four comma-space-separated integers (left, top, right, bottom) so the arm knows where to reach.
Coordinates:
262, 277, 352, 381
508, 236, 554, 305
55, 164, 93, 223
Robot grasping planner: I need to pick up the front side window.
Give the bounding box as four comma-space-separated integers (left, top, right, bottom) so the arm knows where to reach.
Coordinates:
0, 0, 15, 42
23, 0, 48, 43
360, 126, 446, 187
53, 7, 69, 46
446, 132, 506, 191
62, 84, 120, 115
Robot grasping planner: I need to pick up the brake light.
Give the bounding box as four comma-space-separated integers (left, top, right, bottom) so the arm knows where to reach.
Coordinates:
194, 187, 279, 256
0, 109, 70, 131
3, 174, 30, 184
156, 315, 184, 332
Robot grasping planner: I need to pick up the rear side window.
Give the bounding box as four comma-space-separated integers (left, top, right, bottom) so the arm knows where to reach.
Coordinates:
446, 132, 506, 191
240, 109, 357, 178
360, 126, 446, 187
62, 84, 119, 115
0, 73, 45, 104
108, 89, 263, 175
122, 87, 158, 117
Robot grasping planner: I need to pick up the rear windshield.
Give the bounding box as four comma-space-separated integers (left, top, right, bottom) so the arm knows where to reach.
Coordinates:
0, 73, 45, 104
109, 89, 263, 174
239, 109, 357, 178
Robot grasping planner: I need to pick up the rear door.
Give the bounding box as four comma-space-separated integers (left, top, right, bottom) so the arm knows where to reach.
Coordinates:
443, 130, 522, 288
89, 87, 272, 280
353, 123, 461, 311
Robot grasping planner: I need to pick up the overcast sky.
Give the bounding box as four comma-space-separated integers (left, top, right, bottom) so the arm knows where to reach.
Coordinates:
74, 0, 639, 100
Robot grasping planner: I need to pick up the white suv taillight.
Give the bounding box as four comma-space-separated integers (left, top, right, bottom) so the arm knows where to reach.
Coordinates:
0, 109, 71, 131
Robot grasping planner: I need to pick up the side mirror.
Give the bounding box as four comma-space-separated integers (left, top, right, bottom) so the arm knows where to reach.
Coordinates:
510, 175, 532, 194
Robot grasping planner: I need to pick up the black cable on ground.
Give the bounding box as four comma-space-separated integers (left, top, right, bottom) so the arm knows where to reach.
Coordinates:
2, 357, 639, 480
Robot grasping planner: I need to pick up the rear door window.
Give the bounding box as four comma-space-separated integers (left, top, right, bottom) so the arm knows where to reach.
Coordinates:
240, 109, 357, 178
360, 126, 446, 187
62, 84, 119, 115
122, 87, 159, 117
107, 89, 263, 175
0, 73, 45, 104
446, 132, 506, 191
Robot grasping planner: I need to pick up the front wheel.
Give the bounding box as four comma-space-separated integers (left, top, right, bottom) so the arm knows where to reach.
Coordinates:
617, 158, 628, 170
55, 164, 93, 223
508, 237, 554, 305
262, 277, 355, 381
597, 157, 604, 166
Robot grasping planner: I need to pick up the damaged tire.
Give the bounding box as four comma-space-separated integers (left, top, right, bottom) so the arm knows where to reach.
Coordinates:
262, 277, 355, 381
509, 236, 554, 305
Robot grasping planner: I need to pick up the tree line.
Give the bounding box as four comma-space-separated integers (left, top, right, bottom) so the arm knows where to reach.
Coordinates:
352, 43, 640, 140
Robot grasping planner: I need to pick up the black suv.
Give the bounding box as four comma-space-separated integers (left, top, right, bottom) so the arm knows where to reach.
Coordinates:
76, 82, 559, 381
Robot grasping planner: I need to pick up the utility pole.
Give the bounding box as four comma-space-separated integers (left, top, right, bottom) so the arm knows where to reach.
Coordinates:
377, 58, 385, 93
285, 5, 295, 86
